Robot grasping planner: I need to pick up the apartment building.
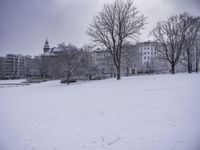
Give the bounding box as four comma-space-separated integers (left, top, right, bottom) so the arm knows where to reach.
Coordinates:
0, 54, 34, 79
0, 57, 6, 79
4, 54, 23, 78
136, 41, 169, 73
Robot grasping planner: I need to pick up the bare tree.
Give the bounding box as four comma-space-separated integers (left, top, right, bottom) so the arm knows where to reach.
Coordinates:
58, 43, 85, 84
87, 0, 145, 80
179, 12, 200, 73
152, 15, 184, 74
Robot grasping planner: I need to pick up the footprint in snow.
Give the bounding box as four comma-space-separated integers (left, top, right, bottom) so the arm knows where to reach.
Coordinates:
107, 137, 121, 146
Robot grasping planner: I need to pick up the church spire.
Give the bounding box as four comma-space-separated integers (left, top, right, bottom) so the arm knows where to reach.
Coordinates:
43, 38, 50, 53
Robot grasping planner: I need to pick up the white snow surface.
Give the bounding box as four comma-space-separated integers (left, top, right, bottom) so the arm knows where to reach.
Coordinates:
0, 79, 25, 84
0, 73, 200, 150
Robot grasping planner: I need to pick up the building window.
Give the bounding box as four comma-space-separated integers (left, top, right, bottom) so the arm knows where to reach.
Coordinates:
144, 52, 146, 55
144, 56, 146, 60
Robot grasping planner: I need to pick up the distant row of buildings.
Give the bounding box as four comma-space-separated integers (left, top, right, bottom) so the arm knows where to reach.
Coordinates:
0, 39, 187, 79
0, 54, 41, 79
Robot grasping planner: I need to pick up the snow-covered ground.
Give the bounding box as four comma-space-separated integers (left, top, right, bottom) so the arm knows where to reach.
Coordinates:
0, 79, 27, 88
0, 73, 200, 150
0, 79, 25, 84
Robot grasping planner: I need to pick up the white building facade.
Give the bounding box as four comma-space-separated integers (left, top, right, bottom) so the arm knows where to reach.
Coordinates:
136, 41, 169, 73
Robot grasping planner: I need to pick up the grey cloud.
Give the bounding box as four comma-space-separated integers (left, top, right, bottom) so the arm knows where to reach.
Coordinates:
0, 0, 199, 56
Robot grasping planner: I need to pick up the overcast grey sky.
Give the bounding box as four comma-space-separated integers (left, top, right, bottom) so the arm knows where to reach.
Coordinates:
0, 0, 200, 56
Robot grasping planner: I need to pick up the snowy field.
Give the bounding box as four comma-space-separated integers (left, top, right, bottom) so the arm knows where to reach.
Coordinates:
0, 73, 200, 150
0, 79, 25, 84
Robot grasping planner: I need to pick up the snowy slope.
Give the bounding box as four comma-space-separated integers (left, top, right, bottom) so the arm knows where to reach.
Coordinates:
0, 74, 200, 150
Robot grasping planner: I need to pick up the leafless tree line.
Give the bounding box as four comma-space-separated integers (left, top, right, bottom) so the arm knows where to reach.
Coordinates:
88, 0, 200, 78
41, 0, 200, 83
152, 12, 200, 74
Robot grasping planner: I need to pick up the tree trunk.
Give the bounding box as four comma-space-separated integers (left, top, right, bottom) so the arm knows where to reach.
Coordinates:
187, 62, 192, 73
196, 61, 199, 73
66, 71, 72, 85
116, 65, 121, 80
171, 63, 175, 74
126, 66, 129, 76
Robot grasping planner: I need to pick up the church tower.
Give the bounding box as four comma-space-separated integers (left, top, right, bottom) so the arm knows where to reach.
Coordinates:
43, 38, 50, 53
